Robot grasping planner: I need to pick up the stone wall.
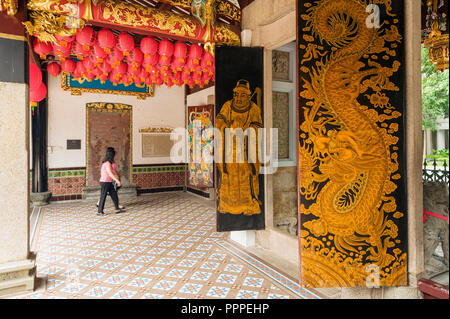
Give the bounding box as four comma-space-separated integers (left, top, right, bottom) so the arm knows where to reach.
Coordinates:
273, 166, 298, 236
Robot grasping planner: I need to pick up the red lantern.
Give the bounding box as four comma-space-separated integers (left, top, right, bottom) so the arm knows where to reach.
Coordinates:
100, 61, 112, 76
128, 47, 143, 70
181, 71, 190, 84
202, 51, 214, 67
117, 32, 135, 56
171, 56, 185, 72
201, 73, 211, 86
91, 43, 107, 65
47, 62, 61, 77
97, 28, 116, 54
83, 58, 95, 73
188, 44, 203, 65
75, 61, 86, 77
72, 41, 90, 60
76, 26, 95, 51
55, 34, 74, 48
173, 71, 182, 86
29, 60, 42, 91
159, 54, 171, 71
155, 76, 163, 87
30, 82, 47, 103
185, 58, 196, 73
52, 42, 71, 62
174, 41, 187, 64
98, 73, 108, 83
116, 61, 127, 75
187, 78, 195, 88
143, 53, 159, 72
107, 46, 124, 69
158, 38, 174, 62
33, 38, 52, 60
109, 71, 120, 85
61, 58, 76, 73
140, 36, 158, 58
192, 70, 202, 85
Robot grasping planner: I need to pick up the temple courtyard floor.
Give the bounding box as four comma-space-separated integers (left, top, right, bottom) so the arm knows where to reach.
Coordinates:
11, 191, 327, 299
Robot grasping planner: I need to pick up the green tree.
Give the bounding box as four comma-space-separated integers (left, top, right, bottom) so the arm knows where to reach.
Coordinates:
422, 45, 449, 130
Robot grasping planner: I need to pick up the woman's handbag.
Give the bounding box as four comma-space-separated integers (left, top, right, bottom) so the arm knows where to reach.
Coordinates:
112, 180, 121, 191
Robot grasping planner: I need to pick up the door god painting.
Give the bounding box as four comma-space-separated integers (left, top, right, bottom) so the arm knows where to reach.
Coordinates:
216, 79, 263, 216
215, 46, 265, 232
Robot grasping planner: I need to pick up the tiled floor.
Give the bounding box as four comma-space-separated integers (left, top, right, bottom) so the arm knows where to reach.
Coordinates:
18, 192, 321, 299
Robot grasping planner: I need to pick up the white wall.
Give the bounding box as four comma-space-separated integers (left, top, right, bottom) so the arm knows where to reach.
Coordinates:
186, 86, 215, 107
46, 74, 186, 168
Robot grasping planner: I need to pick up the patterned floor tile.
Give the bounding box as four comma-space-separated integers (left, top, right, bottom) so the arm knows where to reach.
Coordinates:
20, 192, 320, 300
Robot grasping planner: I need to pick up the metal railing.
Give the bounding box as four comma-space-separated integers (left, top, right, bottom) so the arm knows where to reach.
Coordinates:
423, 159, 449, 184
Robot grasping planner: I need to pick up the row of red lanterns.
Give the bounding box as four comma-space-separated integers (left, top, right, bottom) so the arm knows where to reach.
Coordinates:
33, 26, 215, 88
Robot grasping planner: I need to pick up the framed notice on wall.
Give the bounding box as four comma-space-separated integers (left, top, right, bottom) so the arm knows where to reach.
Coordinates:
142, 134, 175, 158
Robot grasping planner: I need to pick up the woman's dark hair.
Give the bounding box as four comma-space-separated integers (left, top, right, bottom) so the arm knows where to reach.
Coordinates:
102, 147, 116, 164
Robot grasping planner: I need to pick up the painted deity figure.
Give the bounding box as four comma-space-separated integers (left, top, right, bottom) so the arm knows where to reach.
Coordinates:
216, 79, 263, 215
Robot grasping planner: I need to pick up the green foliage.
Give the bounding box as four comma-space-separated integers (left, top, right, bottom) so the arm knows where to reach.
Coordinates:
421, 46, 449, 130
433, 149, 449, 157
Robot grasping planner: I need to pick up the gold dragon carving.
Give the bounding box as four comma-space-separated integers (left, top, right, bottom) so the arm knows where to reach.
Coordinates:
24, 10, 83, 43
298, 0, 407, 288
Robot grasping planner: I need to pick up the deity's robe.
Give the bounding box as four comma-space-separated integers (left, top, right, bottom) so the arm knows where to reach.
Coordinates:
216, 100, 263, 215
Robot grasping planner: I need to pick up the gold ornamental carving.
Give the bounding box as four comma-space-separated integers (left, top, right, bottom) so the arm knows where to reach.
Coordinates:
298, 0, 407, 288
424, 0, 449, 72
216, 0, 241, 22
100, 0, 198, 38
0, 0, 18, 15
139, 127, 174, 133
23, 10, 83, 43
214, 23, 240, 46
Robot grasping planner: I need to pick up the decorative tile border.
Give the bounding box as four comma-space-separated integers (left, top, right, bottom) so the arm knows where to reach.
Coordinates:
133, 165, 186, 174
48, 169, 86, 179
214, 240, 323, 299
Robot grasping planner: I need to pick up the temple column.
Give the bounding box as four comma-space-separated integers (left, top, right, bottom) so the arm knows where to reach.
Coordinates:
0, 2, 36, 297
30, 70, 51, 206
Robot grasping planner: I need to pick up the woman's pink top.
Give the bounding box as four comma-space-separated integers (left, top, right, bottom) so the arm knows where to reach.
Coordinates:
100, 162, 118, 183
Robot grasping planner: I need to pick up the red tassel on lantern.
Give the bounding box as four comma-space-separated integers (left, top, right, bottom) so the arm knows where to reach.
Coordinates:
76, 26, 95, 51
181, 71, 190, 84
97, 28, 116, 54
33, 38, 52, 60
47, 62, 61, 77
117, 32, 135, 56
140, 36, 158, 58
83, 58, 95, 73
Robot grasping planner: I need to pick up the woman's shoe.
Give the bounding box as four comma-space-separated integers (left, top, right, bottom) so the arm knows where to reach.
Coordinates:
97, 212, 105, 216
114, 209, 125, 214
118, 205, 125, 209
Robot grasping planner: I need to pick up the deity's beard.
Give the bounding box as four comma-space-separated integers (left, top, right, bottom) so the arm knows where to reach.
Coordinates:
231, 99, 251, 113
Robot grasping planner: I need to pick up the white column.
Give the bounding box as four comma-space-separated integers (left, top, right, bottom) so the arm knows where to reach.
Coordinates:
230, 230, 256, 247
0, 82, 36, 296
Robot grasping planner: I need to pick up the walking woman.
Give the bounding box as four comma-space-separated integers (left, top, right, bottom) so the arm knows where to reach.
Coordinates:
97, 147, 125, 216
